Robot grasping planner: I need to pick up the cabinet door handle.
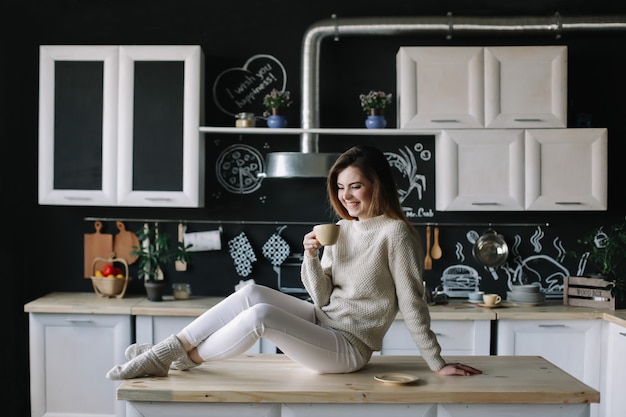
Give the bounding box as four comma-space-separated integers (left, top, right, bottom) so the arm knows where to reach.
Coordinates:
65, 319, 94, 323
430, 119, 460, 123
538, 324, 566, 328
471, 202, 500, 206
555, 202, 583, 205
434, 332, 444, 336
619, 332, 626, 337
513, 118, 543, 122
145, 197, 174, 202
64, 197, 94, 201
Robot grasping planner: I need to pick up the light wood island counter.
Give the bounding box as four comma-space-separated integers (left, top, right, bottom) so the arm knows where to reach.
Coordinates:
117, 354, 599, 417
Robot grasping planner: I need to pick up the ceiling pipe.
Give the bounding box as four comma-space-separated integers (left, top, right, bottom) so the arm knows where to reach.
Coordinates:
263, 13, 626, 178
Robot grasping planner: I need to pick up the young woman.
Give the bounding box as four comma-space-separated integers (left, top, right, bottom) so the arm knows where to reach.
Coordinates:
106, 145, 481, 380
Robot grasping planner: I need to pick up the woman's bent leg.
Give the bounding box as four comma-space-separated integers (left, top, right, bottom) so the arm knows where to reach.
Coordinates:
179, 284, 315, 347
195, 303, 367, 374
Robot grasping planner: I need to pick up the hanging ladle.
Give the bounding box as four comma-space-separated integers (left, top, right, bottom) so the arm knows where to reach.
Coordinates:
424, 226, 432, 270
431, 227, 442, 260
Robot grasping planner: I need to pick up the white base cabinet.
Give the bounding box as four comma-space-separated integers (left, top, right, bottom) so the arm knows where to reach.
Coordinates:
381, 319, 491, 356
29, 312, 132, 417
497, 319, 602, 417
600, 321, 626, 417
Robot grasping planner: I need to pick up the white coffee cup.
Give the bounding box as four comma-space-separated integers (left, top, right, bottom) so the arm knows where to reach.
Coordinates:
483, 293, 502, 305
313, 224, 340, 246
468, 291, 484, 302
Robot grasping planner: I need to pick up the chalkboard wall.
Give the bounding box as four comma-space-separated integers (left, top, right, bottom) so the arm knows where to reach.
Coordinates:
3, 1, 626, 415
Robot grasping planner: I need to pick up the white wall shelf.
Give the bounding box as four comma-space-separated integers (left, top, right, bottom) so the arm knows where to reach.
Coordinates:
199, 126, 441, 135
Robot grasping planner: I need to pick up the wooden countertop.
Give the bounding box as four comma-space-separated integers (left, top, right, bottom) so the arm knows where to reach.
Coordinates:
116, 354, 599, 404
24, 292, 626, 327
23, 292, 144, 315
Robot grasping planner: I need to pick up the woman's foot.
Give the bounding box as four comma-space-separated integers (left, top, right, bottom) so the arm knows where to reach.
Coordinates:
106, 335, 185, 380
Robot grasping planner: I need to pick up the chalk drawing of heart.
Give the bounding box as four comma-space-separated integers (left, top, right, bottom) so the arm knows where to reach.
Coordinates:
212, 54, 287, 118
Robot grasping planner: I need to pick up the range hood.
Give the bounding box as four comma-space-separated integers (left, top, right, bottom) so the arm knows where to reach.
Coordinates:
262, 13, 626, 178
258, 152, 339, 179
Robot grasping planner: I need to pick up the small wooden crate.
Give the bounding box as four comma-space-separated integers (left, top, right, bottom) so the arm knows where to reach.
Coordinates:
563, 276, 623, 310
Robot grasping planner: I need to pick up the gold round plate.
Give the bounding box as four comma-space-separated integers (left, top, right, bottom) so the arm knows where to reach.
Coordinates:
374, 373, 419, 384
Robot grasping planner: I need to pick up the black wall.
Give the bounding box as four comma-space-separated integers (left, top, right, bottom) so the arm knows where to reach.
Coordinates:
3, 1, 626, 416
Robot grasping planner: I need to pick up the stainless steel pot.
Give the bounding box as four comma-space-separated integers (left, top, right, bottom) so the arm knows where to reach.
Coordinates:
472, 229, 509, 269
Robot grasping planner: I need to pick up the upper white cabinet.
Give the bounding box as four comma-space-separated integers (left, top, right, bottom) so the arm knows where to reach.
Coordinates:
38, 45, 205, 207
484, 46, 567, 128
525, 128, 607, 210
397, 46, 567, 129
436, 129, 525, 211
436, 128, 607, 211
396, 47, 484, 129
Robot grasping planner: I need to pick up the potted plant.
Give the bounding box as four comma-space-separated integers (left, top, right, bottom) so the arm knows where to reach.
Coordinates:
263, 88, 292, 128
567, 221, 626, 304
359, 90, 392, 129
132, 224, 192, 301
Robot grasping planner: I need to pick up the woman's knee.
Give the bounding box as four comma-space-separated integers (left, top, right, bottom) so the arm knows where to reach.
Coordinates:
237, 283, 273, 304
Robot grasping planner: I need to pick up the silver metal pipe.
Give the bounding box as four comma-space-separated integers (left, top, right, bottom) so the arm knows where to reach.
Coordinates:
299, 13, 626, 151
264, 13, 626, 178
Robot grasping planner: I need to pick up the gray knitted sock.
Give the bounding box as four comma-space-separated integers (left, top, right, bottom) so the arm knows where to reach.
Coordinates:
106, 335, 186, 380
170, 353, 201, 371
125, 342, 199, 371
125, 343, 152, 360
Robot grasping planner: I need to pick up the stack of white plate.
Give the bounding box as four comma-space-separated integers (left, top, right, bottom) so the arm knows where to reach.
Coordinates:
507, 284, 545, 305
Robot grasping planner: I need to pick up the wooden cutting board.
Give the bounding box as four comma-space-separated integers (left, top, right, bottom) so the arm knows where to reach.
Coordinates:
84, 221, 113, 277
113, 221, 139, 265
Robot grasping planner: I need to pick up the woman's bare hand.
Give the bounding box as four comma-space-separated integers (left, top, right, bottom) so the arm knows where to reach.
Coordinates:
302, 231, 321, 258
435, 363, 482, 376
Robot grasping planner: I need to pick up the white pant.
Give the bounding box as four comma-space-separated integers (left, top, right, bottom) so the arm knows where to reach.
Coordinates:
180, 284, 367, 373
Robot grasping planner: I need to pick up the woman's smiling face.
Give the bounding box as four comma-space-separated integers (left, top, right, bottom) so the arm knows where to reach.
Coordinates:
337, 166, 374, 220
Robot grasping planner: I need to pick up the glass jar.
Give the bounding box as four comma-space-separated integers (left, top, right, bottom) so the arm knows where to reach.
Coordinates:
172, 283, 191, 300
235, 112, 256, 128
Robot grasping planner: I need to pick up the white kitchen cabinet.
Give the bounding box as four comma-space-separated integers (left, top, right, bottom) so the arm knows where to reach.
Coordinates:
396, 47, 484, 129
397, 46, 567, 129
381, 319, 491, 356
600, 321, 626, 417
497, 319, 602, 417
135, 315, 276, 354
435, 129, 525, 211
436, 128, 608, 211
525, 128, 607, 210
484, 46, 567, 128
29, 312, 132, 417
38, 45, 204, 207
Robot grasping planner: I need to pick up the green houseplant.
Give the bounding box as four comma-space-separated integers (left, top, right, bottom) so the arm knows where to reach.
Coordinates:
568, 222, 626, 302
132, 224, 192, 301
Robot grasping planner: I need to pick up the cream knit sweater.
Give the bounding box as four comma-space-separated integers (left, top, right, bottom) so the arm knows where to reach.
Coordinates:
301, 215, 446, 372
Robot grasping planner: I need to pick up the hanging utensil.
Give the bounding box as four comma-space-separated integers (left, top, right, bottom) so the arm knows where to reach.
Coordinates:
175, 222, 187, 271
84, 221, 113, 278
113, 221, 139, 265
154, 223, 164, 280
424, 226, 432, 270
431, 227, 442, 260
